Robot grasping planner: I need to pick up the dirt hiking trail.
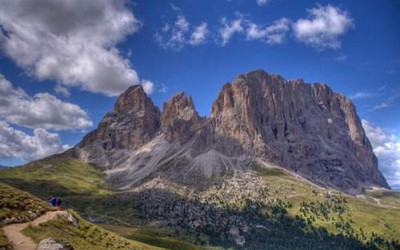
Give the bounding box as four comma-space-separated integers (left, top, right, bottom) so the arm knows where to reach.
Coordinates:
3, 211, 65, 250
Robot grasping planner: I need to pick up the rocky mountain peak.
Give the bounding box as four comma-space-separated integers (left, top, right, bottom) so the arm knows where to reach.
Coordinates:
67, 84, 161, 167
162, 92, 197, 123
67, 70, 389, 194
211, 70, 388, 192
161, 91, 203, 143
114, 85, 150, 113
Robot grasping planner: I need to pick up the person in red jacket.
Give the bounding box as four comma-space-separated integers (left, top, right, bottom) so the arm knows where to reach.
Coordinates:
56, 199, 62, 211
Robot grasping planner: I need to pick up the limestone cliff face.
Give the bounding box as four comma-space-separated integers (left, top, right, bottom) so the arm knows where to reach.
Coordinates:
210, 70, 388, 192
69, 85, 161, 167
66, 70, 389, 193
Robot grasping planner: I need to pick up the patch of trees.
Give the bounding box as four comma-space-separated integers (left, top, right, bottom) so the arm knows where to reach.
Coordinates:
132, 188, 400, 249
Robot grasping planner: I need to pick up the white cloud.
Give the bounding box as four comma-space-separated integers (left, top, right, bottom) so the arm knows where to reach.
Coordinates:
0, 74, 92, 130
170, 3, 181, 12
370, 102, 389, 111
141, 80, 154, 94
293, 4, 353, 50
54, 84, 70, 97
349, 91, 375, 100
334, 54, 347, 61
156, 15, 209, 50
0, 0, 152, 96
220, 16, 244, 46
158, 83, 168, 93
189, 22, 209, 45
362, 120, 400, 187
246, 18, 290, 44
256, 0, 269, 6
0, 121, 70, 161
176, 15, 190, 32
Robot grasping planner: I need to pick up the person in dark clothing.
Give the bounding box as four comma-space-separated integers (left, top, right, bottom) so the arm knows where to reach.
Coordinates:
50, 197, 57, 207
56, 199, 62, 211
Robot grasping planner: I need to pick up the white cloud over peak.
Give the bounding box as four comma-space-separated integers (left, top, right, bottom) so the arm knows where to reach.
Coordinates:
0, 74, 92, 131
156, 15, 209, 50
362, 120, 400, 187
246, 18, 290, 44
293, 5, 353, 50
0, 0, 152, 96
141, 80, 155, 95
0, 121, 70, 161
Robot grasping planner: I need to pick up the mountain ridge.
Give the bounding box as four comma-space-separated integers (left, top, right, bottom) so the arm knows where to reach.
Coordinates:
64, 69, 389, 194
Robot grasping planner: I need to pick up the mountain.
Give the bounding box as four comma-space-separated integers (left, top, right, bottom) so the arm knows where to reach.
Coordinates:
2, 70, 398, 249
65, 70, 388, 194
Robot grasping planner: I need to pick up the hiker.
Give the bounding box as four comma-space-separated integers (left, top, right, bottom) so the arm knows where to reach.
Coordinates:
56, 199, 62, 211
50, 197, 57, 207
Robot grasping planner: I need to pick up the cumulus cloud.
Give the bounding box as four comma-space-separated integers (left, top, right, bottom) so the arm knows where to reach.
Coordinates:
220, 16, 245, 46
362, 120, 400, 187
0, 121, 69, 161
246, 18, 290, 44
0, 0, 153, 96
189, 22, 209, 45
156, 15, 209, 50
0, 74, 92, 130
256, 0, 269, 6
293, 4, 353, 50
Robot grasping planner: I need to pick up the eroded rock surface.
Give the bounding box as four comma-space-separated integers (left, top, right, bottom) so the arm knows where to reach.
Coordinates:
64, 70, 389, 194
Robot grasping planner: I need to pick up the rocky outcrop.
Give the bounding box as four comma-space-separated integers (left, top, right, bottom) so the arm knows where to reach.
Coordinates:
38, 238, 73, 250
161, 92, 203, 143
65, 85, 161, 167
65, 70, 389, 194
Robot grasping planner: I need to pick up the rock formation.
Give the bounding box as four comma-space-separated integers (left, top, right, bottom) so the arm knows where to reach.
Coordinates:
64, 70, 389, 194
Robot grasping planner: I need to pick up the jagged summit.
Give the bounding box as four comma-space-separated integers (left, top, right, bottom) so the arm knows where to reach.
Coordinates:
65, 70, 389, 194
161, 91, 203, 143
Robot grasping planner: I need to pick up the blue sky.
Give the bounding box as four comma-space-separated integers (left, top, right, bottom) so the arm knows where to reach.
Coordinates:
0, 0, 399, 188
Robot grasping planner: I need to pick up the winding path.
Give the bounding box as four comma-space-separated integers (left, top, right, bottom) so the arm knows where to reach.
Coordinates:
3, 211, 65, 250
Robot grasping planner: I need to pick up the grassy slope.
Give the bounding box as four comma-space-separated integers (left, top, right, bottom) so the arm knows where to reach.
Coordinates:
0, 182, 53, 248
0, 157, 115, 219
1, 157, 399, 249
0, 157, 110, 197
0, 158, 215, 249
0, 182, 52, 223
256, 167, 400, 242
99, 224, 216, 250
0, 182, 163, 250
23, 210, 165, 250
